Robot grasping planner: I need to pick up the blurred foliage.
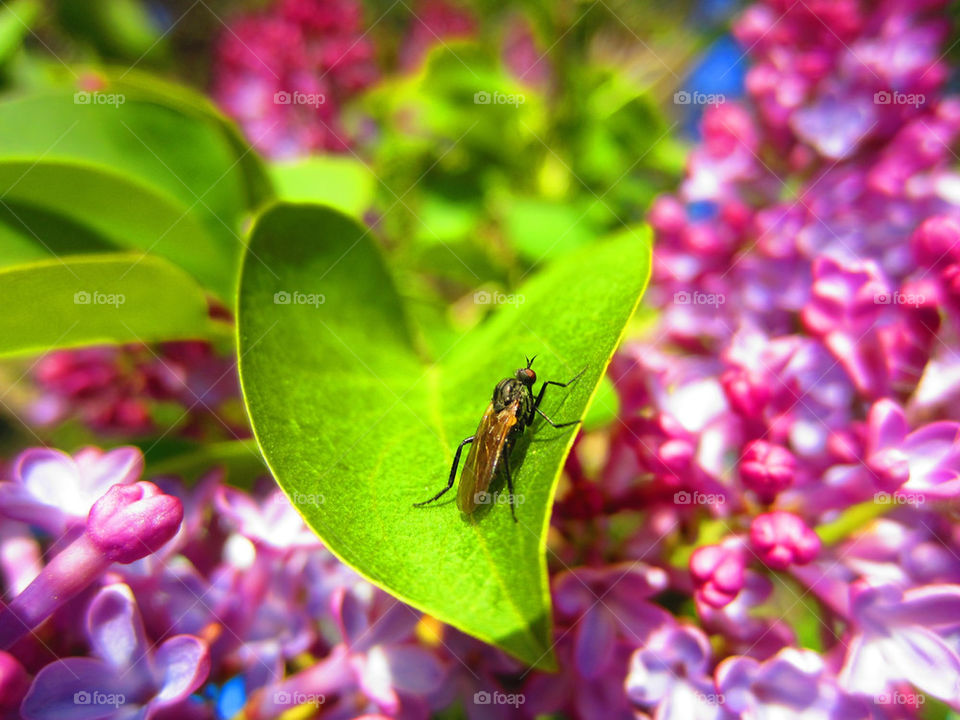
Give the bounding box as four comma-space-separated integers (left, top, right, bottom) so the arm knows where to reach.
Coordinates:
0, 0, 732, 465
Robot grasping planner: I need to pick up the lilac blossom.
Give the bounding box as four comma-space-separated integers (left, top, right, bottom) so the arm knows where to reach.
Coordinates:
839, 581, 960, 707
20, 583, 209, 720
0, 481, 182, 649
625, 625, 727, 720
0, 446, 142, 535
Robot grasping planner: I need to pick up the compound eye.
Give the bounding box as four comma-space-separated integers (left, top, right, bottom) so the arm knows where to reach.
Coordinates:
518, 368, 536, 384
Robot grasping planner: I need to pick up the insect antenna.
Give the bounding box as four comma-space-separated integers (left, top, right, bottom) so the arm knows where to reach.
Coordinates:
526, 355, 537, 368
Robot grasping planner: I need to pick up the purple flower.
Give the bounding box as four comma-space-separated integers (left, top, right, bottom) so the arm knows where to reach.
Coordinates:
717, 647, 869, 719
865, 398, 960, 498
801, 256, 890, 397
739, 440, 796, 503
554, 563, 671, 679
20, 583, 209, 720
211, 0, 379, 158
214, 487, 321, 552
0, 446, 142, 535
690, 541, 746, 609
0, 482, 182, 649
839, 581, 960, 706
910, 215, 960, 271
750, 512, 820, 571
625, 624, 726, 720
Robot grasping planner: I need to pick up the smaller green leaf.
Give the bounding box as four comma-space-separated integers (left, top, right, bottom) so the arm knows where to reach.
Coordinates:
268, 156, 375, 219
0, 159, 231, 298
0, 0, 38, 67
0, 254, 217, 357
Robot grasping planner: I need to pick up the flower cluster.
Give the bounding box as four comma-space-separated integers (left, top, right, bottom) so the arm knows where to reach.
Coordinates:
6, 1, 960, 719
211, 0, 380, 157
546, 0, 960, 716
29, 341, 245, 439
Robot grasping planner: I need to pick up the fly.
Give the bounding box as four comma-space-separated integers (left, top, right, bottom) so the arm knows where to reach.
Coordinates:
414, 356, 585, 522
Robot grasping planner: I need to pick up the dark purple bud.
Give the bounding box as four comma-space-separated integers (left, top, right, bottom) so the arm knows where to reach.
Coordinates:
740, 440, 796, 503
911, 216, 960, 270
750, 512, 821, 571
721, 367, 771, 419
867, 447, 910, 492
690, 543, 745, 608
86, 482, 183, 563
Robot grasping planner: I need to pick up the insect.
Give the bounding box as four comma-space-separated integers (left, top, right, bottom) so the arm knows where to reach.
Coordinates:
414, 356, 585, 523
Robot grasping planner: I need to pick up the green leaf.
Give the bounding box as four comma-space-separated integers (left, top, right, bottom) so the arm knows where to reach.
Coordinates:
238, 203, 650, 667
0, 159, 232, 298
0, 86, 262, 295
504, 197, 596, 262
268, 156, 375, 219
0, 254, 217, 357
0, 0, 38, 67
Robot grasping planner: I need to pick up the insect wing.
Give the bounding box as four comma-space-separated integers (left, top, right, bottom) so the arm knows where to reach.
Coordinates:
457, 401, 518, 513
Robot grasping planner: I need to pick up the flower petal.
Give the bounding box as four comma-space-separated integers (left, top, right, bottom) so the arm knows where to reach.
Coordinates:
152, 635, 210, 707
86, 584, 148, 672
21, 657, 130, 720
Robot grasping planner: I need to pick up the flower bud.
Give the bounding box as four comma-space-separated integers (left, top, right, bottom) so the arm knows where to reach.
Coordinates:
750, 512, 820, 570
86, 482, 183, 563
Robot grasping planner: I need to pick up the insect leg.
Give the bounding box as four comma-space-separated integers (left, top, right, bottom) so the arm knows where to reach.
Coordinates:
503, 449, 518, 523
413, 436, 474, 507
535, 406, 581, 429
533, 366, 587, 411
